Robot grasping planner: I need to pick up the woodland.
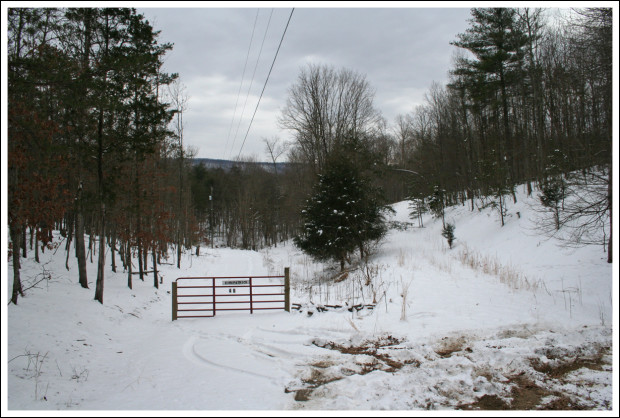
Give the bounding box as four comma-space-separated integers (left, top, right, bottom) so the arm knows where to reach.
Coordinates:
7, 8, 613, 305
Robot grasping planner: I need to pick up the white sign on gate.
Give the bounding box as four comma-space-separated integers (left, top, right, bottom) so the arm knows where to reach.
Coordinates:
222, 280, 249, 286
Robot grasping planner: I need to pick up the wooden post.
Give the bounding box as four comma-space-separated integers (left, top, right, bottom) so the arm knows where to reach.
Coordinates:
172, 281, 178, 321
284, 267, 290, 312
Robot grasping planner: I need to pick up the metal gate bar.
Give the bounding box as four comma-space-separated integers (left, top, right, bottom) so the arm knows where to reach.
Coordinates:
172, 268, 290, 320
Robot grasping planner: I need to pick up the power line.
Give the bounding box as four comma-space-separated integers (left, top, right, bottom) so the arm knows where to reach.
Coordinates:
222, 9, 259, 160
236, 8, 294, 160
228, 9, 274, 160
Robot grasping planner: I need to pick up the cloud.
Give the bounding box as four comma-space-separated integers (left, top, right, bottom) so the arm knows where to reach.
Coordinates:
178, 73, 286, 160
379, 87, 431, 119
140, 6, 473, 160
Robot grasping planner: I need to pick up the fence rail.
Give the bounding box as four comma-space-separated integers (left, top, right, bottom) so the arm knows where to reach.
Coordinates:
172, 268, 290, 320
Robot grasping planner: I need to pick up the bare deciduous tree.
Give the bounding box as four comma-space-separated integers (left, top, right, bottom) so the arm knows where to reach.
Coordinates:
167, 78, 190, 268
279, 63, 381, 173
392, 114, 415, 168
263, 136, 289, 175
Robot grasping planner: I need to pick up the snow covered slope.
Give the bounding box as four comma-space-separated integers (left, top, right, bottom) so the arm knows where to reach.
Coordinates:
4, 184, 616, 411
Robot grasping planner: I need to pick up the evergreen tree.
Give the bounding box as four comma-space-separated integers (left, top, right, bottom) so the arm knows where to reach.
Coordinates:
294, 151, 389, 272
442, 223, 456, 249
451, 8, 529, 194
428, 185, 446, 227
539, 178, 566, 231
8, 8, 72, 304
408, 195, 427, 228
8, 7, 178, 304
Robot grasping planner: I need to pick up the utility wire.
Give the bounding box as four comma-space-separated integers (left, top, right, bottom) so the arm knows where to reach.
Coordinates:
222, 9, 259, 160
228, 9, 274, 160
236, 8, 294, 160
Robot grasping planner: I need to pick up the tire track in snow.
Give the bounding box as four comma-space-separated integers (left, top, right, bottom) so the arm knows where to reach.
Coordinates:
181, 324, 355, 387
182, 334, 279, 381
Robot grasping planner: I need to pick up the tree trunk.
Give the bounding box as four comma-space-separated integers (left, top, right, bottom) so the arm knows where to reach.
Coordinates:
152, 247, 158, 289
119, 238, 126, 271
94, 102, 105, 304
95, 204, 105, 304
127, 241, 133, 290
608, 168, 612, 263
143, 242, 148, 273
10, 223, 24, 305
34, 227, 39, 263
138, 238, 144, 281
65, 213, 73, 271
76, 186, 88, 288
88, 228, 93, 263
177, 236, 182, 269
499, 193, 505, 227
110, 227, 116, 273
22, 225, 27, 258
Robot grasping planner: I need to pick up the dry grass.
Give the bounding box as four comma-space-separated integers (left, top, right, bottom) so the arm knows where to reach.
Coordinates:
457, 244, 542, 292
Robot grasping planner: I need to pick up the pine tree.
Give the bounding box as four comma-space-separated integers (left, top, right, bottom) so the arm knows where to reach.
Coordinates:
539, 178, 566, 231
8, 8, 72, 304
451, 8, 529, 197
294, 151, 389, 272
428, 185, 446, 227
442, 223, 456, 249
408, 195, 427, 228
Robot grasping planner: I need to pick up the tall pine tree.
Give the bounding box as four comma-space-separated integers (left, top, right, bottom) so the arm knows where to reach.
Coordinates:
451, 8, 529, 202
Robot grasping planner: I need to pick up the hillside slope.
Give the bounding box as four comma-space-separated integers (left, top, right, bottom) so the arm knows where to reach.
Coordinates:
4, 184, 616, 411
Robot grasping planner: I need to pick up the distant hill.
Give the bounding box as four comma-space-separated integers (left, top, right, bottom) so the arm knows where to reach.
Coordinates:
192, 158, 291, 173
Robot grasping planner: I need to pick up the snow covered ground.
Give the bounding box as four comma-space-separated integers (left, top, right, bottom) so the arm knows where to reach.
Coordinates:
3, 184, 617, 413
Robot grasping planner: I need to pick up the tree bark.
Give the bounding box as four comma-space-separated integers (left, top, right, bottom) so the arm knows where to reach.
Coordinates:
94, 99, 106, 304
22, 225, 27, 258
76, 185, 88, 288
10, 223, 24, 305
95, 203, 105, 304
110, 227, 117, 273
152, 247, 158, 288
127, 240, 133, 290
65, 213, 73, 271
138, 237, 144, 281
34, 227, 39, 263
608, 168, 612, 263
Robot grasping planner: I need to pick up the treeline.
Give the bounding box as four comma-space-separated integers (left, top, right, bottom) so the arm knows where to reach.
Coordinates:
403, 8, 611, 207
188, 160, 307, 251
7, 7, 613, 305
8, 8, 195, 304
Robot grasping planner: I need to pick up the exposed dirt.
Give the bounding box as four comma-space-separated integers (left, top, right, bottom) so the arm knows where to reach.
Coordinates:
286, 335, 418, 401
313, 335, 419, 373
286, 333, 612, 410
457, 345, 612, 410
529, 346, 609, 378
458, 373, 589, 410
286, 367, 344, 402
434, 335, 472, 358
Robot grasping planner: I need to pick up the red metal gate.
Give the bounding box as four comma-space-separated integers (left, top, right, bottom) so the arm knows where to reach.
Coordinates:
172, 268, 290, 320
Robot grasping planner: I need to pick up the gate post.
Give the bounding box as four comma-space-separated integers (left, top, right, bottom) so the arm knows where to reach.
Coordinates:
284, 267, 290, 312
172, 281, 178, 321
249, 277, 254, 314
212, 278, 216, 317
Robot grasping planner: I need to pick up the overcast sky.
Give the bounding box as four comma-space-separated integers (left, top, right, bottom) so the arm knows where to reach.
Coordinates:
136, 4, 478, 161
